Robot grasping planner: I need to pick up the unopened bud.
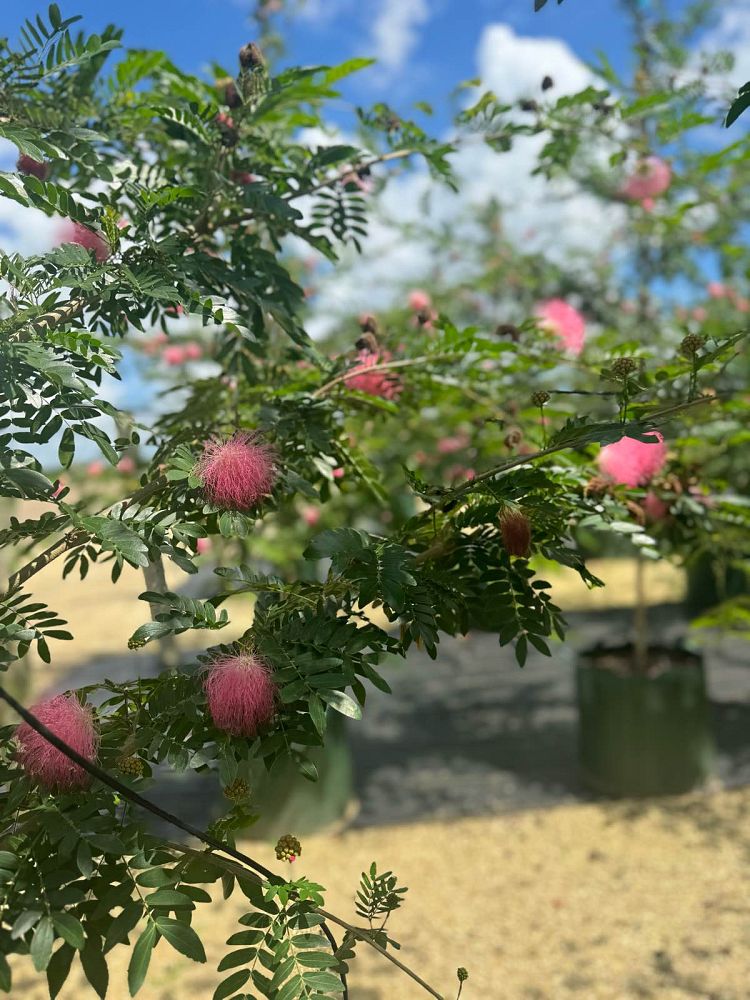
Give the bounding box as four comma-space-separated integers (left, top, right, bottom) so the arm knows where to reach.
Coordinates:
609, 357, 638, 379
358, 314, 378, 335
224, 777, 250, 803
499, 509, 532, 557
355, 331, 379, 353
495, 323, 520, 341
117, 755, 144, 777
504, 427, 523, 449
239, 42, 265, 70
457, 968, 469, 983
275, 833, 301, 863
519, 99, 538, 112
541, 76, 554, 91
531, 390, 550, 406
680, 333, 705, 357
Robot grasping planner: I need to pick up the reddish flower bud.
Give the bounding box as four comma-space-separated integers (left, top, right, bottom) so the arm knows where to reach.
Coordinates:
499, 509, 532, 557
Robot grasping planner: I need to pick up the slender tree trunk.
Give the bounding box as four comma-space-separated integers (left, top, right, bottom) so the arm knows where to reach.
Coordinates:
633, 551, 649, 674
142, 554, 180, 670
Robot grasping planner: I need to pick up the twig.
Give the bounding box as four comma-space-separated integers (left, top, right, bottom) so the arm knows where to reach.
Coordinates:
312, 354, 457, 399
0, 686, 444, 999
285, 148, 418, 203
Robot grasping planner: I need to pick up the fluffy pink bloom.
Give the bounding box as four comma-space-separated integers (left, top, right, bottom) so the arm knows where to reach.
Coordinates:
536, 299, 586, 355
641, 197, 655, 213
86, 460, 105, 477
16, 694, 98, 790
408, 289, 431, 312
447, 465, 475, 482
231, 171, 257, 185
52, 479, 66, 499
196, 432, 277, 511
598, 432, 667, 487
117, 456, 136, 474
162, 345, 187, 366
17, 154, 50, 180
301, 505, 321, 527
691, 307, 707, 323
437, 433, 470, 455
184, 342, 203, 360
166, 305, 184, 317
344, 350, 402, 400
196, 537, 212, 555
735, 296, 750, 313
57, 220, 110, 262
204, 654, 277, 737
643, 492, 669, 522
621, 156, 672, 201
332, 467, 344, 480
708, 282, 727, 299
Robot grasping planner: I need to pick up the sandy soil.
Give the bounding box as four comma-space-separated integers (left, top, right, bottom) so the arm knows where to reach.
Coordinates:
9, 786, 750, 1000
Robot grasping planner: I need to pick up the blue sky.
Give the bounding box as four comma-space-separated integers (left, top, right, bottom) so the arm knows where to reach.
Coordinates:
0, 0, 707, 133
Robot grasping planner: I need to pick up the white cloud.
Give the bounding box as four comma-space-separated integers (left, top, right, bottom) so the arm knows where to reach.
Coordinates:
303, 22, 625, 336
701, 0, 750, 87
370, 0, 430, 72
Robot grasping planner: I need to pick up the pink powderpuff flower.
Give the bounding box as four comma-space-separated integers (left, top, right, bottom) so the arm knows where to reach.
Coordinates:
536, 299, 586, 355
735, 296, 750, 313
204, 654, 277, 737
344, 350, 402, 400
691, 307, 707, 323
86, 460, 105, 477
643, 492, 669, 522
162, 345, 187, 366
16, 694, 98, 791
166, 305, 184, 317
332, 467, 344, 480
52, 479, 66, 499
437, 433, 470, 455
17, 154, 50, 180
184, 342, 203, 360
57, 220, 110, 262
408, 289, 431, 312
598, 432, 667, 488
196, 432, 277, 511
708, 282, 727, 299
231, 171, 257, 185
621, 156, 672, 201
641, 197, 655, 213
196, 537, 212, 555
301, 505, 321, 527
117, 456, 136, 474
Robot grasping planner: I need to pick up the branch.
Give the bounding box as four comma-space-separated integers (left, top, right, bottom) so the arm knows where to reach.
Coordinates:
444, 393, 720, 503
312, 353, 457, 399
285, 148, 419, 203
0, 686, 445, 999
2, 475, 169, 598
7, 296, 87, 344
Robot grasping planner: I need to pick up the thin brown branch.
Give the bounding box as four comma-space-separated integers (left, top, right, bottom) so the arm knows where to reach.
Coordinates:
312, 353, 457, 399
444, 393, 721, 504
285, 148, 418, 202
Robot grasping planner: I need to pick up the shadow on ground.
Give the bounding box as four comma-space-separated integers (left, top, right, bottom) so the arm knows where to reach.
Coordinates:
47, 602, 750, 831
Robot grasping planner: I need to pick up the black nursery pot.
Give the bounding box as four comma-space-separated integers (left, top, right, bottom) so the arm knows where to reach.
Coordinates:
576, 645, 715, 798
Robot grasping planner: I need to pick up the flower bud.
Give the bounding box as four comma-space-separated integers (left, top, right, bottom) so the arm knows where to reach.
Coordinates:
499, 509, 532, 557
275, 833, 301, 863
239, 42, 265, 70
609, 357, 638, 379
680, 333, 705, 358
531, 390, 550, 407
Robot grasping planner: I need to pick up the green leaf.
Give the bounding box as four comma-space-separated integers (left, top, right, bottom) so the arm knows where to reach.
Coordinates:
153, 917, 206, 963
80, 938, 108, 998
320, 690, 362, 720
144, 889, 195, 909
52, 912, 85, 950
213, 968, 250, 1000
726, 81, 750, 127
128, 922, 157, 997
47, 943, 75, 999
58, 428, 75, 469
79, 516, 149, 568
30, 915, 54, 971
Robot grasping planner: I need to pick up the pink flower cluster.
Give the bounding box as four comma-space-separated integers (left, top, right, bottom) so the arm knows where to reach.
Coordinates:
536, 299, 586, 355
17, 154, 50, 181
162, 342, 204, 366
196, 432, 277, 510
598, 431, 667, 487
204, 654, 277, 737
16, 694, 98, 790
344, 350, 402, 400
620, 156, 672, 204
56, 220, 111, 262
437, 433, 470, 455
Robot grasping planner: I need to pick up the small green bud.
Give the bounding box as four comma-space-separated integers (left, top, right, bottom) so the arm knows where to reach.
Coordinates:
609, 357, 638, 379
275, 833, 301, 863
531, 390, 550, 407
457, 967, 469, 982
680, 333, 705, 357
224, 777, 250, 803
